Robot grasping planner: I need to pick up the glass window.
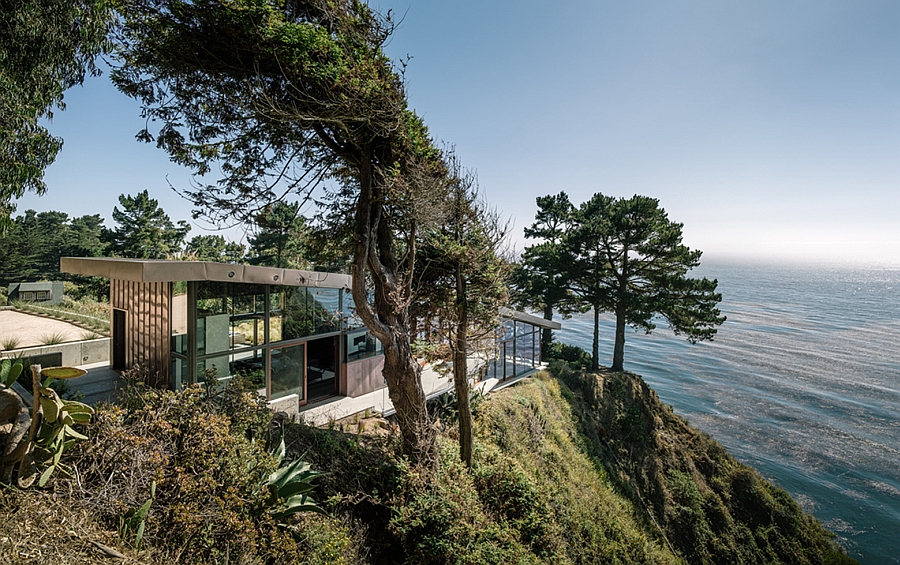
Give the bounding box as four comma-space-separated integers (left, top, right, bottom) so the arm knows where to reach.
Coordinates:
270, 343, 305, 400
171, 281, 188, 355
198, 354, 232, 383
345, 328, 383, 362
308, 288, 342, 334
270, 287, 342, 342
516, 327, 536, 375
503, 341, 515, 380
230, 284, 266, 348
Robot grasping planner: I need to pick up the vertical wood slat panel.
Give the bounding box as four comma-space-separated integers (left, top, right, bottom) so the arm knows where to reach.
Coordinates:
108, 279, 172, 388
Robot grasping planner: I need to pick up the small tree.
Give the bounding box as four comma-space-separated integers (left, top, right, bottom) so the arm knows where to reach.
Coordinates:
413, 155, 508, 467
567, 193, 725, 371
106, 190, 190, 259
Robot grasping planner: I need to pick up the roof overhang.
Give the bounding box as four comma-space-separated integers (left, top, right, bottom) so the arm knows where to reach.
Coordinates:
500, 307, 562, 330
60, 257, 351, 289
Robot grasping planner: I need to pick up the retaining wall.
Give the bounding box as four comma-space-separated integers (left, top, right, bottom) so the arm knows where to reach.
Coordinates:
1, 338, 110, 367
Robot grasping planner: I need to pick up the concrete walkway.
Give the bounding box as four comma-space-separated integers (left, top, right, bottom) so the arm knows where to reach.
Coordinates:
74, 361, 126, 405
298, 359, 547, 426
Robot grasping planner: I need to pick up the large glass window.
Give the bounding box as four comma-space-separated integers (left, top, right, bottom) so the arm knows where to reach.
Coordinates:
492, 318, 542, 381
516, 321, 536, 375
344, 328, 383, 362
181, 280, 360, 402
270, 287, 342, 342
270, 343, 305, 400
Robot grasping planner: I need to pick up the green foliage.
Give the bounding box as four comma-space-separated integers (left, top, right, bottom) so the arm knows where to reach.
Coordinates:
548, 364, 857, 565
262, 438, 326, 520
0, 0, 113, 224
247, 201, 309, 268
0, 210, 108, 285
105, 190, 190, 259
33, 384, 94, 486
510, 192, 581, 355
0, 358, 24, 388
545, 341, 593, 367
185, 234, 245, 263
120, 480, 156, 549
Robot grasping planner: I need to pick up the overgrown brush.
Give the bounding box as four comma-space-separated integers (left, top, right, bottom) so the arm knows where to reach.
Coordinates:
548, 361, 857, 565
61, 376, 300, 563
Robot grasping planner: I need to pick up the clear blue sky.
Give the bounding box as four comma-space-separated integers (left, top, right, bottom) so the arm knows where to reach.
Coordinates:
21, 0, 900, 266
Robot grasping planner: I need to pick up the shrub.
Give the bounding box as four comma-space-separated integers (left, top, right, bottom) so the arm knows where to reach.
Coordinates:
545, 341, 592, 367
65, 378, 299, 563
39, 331, 68, 345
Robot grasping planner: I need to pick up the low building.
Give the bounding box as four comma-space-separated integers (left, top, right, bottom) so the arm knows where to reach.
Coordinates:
61, 257, 385, 414
8, 281, 64, 305
60, 257, 560, 415
488, 307, 561, 382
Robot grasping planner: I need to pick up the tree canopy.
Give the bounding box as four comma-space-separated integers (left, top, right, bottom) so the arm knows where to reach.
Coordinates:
0, 0, 112, 224
246, 201, 308, 269
519, 192, 725, 371
510, 192, 580, 355
106, 190, 190, 259
113, 0, 448, 464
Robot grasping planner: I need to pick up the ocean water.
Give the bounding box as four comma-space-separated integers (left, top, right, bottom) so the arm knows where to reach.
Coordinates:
556, 261, 900, 564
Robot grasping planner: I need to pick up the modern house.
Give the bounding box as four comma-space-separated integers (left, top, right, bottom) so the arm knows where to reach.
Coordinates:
60, 257, 559, 415
8, 281, 64, 305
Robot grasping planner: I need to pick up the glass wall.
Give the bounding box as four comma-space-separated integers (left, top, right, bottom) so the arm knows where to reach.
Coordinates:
174, 281, 352, 402
270, 342, 305, 400
269, 287, 342, 342
488, 318, 541, 381
344, 328, 383, 362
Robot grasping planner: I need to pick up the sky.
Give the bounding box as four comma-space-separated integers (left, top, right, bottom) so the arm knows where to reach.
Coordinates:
20, 0, 900, 267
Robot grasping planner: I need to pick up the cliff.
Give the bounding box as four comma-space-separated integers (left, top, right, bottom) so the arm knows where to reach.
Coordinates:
1, 367, 856, 564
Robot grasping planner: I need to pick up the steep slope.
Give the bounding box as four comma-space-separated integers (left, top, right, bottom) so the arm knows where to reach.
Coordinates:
547, 362, 855, 565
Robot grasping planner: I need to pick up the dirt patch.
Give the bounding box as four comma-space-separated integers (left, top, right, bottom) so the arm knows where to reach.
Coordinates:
0, 310, 93, 351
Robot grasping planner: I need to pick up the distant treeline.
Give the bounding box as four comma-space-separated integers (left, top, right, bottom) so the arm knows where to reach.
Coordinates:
0, 192, 330, 289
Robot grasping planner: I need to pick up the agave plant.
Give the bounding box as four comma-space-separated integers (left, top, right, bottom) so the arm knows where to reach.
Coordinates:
262, 439, 325, 519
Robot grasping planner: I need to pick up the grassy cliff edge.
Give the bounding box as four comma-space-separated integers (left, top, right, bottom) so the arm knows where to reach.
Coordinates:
1, 366, 856, 564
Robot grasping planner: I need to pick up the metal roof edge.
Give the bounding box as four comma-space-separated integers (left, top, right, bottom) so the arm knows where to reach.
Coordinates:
499, 307, 562, 330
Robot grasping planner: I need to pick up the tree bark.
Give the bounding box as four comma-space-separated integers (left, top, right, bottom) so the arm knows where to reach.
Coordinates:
612, 248, 629, 372
350, 150, 436, 467
612, 302, 626, 371
591, 305, 600, 371
454, 268, 473, 467
541, 303, 554, 359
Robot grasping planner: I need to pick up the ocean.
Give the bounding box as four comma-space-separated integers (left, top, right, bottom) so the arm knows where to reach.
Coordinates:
555, 261, 900, 564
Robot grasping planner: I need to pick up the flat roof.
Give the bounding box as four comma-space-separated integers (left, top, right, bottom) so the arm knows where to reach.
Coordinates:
60, 257, 351, 289
500, 307, 562, 330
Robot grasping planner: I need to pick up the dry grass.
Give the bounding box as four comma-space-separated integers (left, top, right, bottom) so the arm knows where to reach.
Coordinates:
0, 486, 147, 565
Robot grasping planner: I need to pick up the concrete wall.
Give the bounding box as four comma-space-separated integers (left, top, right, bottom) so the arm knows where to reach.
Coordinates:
1, 337, 110, 367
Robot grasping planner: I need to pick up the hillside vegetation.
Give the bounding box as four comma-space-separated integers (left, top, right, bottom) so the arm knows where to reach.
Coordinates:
1, 365, 854, 564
